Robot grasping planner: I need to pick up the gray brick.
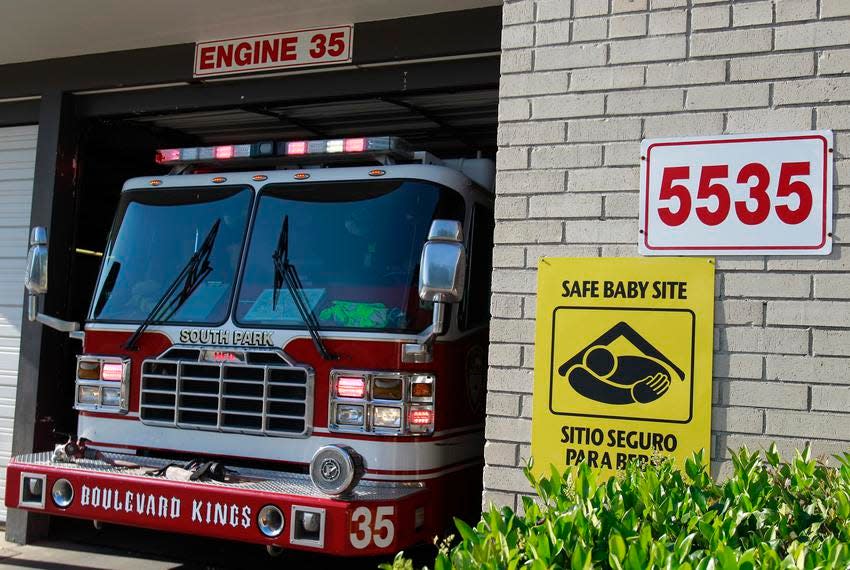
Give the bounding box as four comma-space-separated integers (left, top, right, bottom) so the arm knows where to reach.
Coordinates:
645, 60, 726, 86
497, 146, 529, 170
604, 192, 639, 217
501, 49, 534, 73
484, 442, 518, 466
607, 88, 684, 114
732, 1, 773, 26
612, 0, 647, 13
537, 0, 572, 21
775, 77, 850, 105
570, 66, 645, 92
717, 434, 847, 460
723, 326, 810, 355
813, 329, 850, 357
532, 93, 606, 119
690, 29, 772, 56
501, 71, 570, 96
536, 20, 571, 46
775, 0, 817, 22
726, 107, 813, 133
503, 2, 535, 25
715, 300, 764, 325
572, 17, 608, 41
482, 490, 516, 510
644, 112, 724, 137
820, 49, 850, 76
494, 220, 562, 244
712, 406, 764, 434
525, 244, 599, 264
651, 0, 686, 7
499, 121, 565, 145
530, 144, 603, 168
495, 195, 528, 219
767, 300, 850, 327
486, 392, 521, 416
811, 385, 850, 412
648, 9, 687, 35
609, 13, 648, 38
610, 35, 687, 64
483, 465, 532, 493
814, 274, 850, 299
490, 293, 522, 320
567, 167, 639, 192
528, 193, 603, 218
503, 24, 535, 49
775, 20, 850, 50
492, 269, 538, 293
603, 142, 640, 165
535, 44, 608, 71
692, 5, 730, 30
725, 272, 811, 298
821, 0, 850, 18
686, 83, 769, 110
562, 219, 635, 243
568, 117, 642, 142
488, 366, 534, 392
493, 246, 525, 268
499, 98, 531, 121
489, 341, 523, 366
767, 246, 850, 272
731, 53, 814, 81
766, 355, 850, 385
719, 380, 808, 410
714, 353, 764, 379
485, 417, 532, 443
765, 410, 850, 440
496, 170, 565, 195
574, 0, 608, 17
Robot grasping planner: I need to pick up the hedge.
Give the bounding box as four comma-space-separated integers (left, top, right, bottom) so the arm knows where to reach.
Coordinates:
383, 446, 850, 569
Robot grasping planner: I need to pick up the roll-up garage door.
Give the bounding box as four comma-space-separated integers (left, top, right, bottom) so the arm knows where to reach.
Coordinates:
0, 125, 37, 521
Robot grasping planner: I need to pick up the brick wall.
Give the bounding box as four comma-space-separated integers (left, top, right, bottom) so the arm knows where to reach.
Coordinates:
486, 0, 850, 509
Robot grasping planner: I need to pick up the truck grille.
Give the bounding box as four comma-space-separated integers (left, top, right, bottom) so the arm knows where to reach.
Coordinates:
139, 348, 312, 437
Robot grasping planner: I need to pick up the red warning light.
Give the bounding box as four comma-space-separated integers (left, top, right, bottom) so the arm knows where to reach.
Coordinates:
344, 138, 366, 152
287, 141, 308, 155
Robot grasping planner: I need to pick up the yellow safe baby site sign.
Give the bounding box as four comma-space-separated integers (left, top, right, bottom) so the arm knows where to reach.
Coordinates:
532, 257, 714, 477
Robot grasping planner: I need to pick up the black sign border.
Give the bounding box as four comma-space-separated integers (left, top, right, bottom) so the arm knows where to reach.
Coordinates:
548, 306, 696, 424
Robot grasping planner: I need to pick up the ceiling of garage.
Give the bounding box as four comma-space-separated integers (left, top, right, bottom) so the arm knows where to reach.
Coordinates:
127, 88, 498, 155
0, 0, 501, 66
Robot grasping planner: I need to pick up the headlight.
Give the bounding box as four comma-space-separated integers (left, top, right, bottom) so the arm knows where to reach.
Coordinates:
101, 387, 121, 407
77, 385, 100, 405
373, 406, 401, 428
335, 404, 364, 426
372, 377, 402, 400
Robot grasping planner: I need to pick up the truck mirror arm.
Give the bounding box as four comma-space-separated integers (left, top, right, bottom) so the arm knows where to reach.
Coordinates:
401, 302, 446, 364
27, 293, 81, 336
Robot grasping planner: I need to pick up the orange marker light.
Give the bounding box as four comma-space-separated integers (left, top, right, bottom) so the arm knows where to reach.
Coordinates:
211, 176, 227, 184
252, 174, 268, 182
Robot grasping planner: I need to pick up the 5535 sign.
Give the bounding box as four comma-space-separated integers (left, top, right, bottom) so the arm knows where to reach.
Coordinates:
639, 131, 833, 256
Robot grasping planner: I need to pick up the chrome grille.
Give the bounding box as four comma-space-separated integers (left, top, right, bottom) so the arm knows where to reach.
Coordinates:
139, 348, 312, 437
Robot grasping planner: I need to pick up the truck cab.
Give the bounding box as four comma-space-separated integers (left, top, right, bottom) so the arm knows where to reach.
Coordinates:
6, 136, 494, 557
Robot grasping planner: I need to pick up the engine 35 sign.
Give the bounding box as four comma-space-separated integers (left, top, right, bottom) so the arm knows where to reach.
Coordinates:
194, 26, 353, 78
639, 130, 833, 255
532, 257, 714, 478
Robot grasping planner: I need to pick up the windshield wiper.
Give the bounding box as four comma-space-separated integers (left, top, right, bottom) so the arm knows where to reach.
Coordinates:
272, 216, 336, 360
123, 219, 221, 351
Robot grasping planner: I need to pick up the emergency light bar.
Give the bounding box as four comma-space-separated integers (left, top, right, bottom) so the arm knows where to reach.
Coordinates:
155, 136, 410, 165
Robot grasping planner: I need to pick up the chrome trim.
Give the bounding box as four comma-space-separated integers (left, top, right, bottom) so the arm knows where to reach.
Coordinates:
139, 346, 313, 438
290, 506, 326, 549
74, 355, 130, 414
328, 369, 435, 436
19, 472, 46, 509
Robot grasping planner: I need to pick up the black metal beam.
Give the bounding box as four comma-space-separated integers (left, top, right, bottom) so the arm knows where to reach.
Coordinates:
352, 6, 502, 65
75, 56, 500, 118
0, 99, 40, 127
7, 91, 79, 544
0, 7, 501, 101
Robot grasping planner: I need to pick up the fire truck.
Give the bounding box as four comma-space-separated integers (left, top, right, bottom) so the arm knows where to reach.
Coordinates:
5, 136, 494, 557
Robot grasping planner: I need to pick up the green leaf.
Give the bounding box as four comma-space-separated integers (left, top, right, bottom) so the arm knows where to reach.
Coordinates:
609, 531, 627, 562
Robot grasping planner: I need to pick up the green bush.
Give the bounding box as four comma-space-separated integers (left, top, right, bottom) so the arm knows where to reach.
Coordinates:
383, 446, 850, 569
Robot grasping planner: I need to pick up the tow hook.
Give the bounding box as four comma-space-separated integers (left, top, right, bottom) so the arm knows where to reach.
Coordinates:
266, 545, 284, 557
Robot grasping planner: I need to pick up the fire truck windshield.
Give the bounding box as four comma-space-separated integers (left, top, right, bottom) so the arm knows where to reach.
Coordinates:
89, 186, 253, 324
235, 180, 465, 333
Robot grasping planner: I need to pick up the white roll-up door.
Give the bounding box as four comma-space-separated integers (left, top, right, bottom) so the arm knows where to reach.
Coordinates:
0, 125, 37, 521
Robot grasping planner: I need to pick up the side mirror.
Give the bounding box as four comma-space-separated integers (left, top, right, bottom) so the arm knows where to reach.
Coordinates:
419, 220, 466, 304
25, 227, 48, 295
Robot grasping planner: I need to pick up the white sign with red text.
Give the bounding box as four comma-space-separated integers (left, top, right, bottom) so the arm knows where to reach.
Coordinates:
194, 26, 353, 78
639, 130, 833, 256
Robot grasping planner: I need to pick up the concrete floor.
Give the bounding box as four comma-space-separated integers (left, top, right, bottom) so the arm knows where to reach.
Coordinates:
0, 517, 432, 569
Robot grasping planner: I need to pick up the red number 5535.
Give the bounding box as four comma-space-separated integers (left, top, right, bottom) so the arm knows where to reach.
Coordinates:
657, 161, 812, 227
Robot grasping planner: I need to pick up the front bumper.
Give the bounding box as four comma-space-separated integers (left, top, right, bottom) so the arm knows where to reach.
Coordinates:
6, 451, 430, 556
